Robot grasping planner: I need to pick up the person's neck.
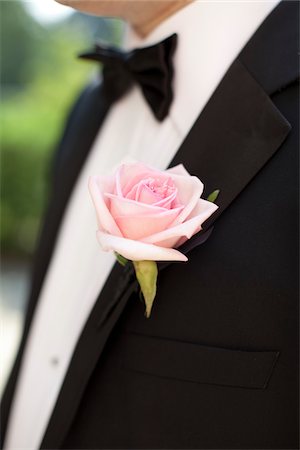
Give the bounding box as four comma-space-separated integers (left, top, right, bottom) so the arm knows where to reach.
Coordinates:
128, 0, 193, 37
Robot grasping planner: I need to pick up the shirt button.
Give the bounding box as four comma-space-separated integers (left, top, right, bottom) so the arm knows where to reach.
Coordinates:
50, 356, 60, 366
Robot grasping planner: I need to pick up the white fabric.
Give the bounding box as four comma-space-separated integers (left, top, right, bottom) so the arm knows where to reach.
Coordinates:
4, 1, 281, 449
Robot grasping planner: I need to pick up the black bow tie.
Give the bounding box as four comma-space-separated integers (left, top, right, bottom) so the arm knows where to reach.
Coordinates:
78, 34, 178, 122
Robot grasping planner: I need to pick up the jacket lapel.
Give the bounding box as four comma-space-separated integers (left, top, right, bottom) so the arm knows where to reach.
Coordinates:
0, 81, 112, 446
41, 2, 297, 447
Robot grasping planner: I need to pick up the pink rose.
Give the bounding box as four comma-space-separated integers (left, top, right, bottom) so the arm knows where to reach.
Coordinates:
89, 162, 218, 262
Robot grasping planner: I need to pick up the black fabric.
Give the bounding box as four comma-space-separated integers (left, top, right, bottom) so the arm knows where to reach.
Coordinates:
1, 1, 299, 449
60, 83, 298, 450
121, 332, 279, 389
79, 34, 177, 121
238, 0, 299, 95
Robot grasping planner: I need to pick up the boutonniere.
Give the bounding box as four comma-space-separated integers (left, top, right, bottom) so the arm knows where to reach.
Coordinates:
89, 162, 219, 317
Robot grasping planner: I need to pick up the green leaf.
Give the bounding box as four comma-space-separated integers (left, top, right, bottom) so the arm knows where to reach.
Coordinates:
133, 260, 158, 318
207, 189, 220, 203
115, 252, 129, 266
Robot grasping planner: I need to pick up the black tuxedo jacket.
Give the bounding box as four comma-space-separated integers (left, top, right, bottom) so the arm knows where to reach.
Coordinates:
1, 2, 299, 448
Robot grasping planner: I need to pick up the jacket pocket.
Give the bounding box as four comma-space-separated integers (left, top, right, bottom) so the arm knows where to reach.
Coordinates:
121, 332, 279, 389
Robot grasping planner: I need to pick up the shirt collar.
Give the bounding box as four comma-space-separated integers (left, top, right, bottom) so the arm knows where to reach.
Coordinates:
124, 0, 281, 135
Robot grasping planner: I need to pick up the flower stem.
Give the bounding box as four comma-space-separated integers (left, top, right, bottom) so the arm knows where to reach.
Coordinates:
115, 252, 128, 266
132, 260, 158, 318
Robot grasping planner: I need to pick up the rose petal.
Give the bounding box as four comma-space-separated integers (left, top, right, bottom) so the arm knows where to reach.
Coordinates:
105, 193, 167, 217
119, 163, 169, 197
135, 182, 162, 204
142, 199, 218, 248
115, 166, 124, 197
153, 188, 178, 209
97, 231, 188, 262
88, 176, 122, 236
166, 164, 191, 176
167, 173, 204, 225
114, 206, 184, 240
117, 163, 154, 196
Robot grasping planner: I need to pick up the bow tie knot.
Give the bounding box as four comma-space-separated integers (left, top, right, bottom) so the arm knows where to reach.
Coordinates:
78, 34, 178, 121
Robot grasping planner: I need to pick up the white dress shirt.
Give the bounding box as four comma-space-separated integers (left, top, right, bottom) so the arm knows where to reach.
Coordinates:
4, 1, 280, 449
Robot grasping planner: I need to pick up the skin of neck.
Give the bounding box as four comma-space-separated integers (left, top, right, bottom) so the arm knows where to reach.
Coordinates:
56, 0, 193, 37
125, 0, 193, 37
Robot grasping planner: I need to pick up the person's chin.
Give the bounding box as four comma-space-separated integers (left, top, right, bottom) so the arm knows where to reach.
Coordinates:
54, 0, 125, 17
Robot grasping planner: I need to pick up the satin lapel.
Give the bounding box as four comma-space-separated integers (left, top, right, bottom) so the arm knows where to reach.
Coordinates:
41, 26, 294, 450
172, 58, 291, 229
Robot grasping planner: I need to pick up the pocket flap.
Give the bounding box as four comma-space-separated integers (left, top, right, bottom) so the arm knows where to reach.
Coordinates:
122, 332, 279, 389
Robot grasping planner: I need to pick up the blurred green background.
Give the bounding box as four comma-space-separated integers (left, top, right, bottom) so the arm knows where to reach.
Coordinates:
1, 0, 123, 260
0, 0, 124, 395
